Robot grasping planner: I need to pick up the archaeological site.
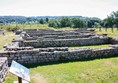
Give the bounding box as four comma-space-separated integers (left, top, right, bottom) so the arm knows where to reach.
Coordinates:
0, 29, 118, 83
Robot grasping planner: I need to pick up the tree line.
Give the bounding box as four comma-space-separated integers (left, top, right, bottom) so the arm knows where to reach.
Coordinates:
48, 11, 118, 28
0, 11, 118, 28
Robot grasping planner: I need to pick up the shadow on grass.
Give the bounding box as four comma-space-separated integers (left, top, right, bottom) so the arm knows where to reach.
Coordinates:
24, 55, 118, 68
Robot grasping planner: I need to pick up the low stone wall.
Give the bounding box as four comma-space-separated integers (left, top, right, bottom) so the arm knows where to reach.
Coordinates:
110, 37, 118, 44
27, 32, 92, 37
23, 29, 93, 35
0, 45, 118, 65
4, 47, 68, 52
3, 42, 19, 49
12, 29, 103, 48
23, 29, 54, 33
4, 47, 33, 51
0, 57, 8, 83
0, 30, 5, 35
22, 34, 95, 40
22, 36, 109, 48
23, 29, 94, 37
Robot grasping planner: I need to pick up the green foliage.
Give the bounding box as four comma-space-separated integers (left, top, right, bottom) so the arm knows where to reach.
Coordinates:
93, 22, 101, 28
0, 11, 118, 28
39, 19, 45, 24
87, 18, 101, 28
48, 19, 60, 28
45, 18, 49, 23
60, 17, 72, 27
103, 11, 118, 28
112, 11, 118, 27
48, 17, 87, 28
0, 16, 27, 23
71, 18, 87, 28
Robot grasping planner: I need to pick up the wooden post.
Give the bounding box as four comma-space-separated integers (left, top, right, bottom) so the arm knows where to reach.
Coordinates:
18, 77, 22, 83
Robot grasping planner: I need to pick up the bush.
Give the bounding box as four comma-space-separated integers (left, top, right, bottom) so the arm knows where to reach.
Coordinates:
48, 19, 60, 28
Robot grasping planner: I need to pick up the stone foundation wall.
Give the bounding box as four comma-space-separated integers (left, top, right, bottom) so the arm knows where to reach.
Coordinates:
110, 37, 118, 44
0, 45, 118, 65
22, 37, 109, 48
13, 29, 109, 48
22, 34, 95, 40
4, 47, 68, 52
23, 29, 94, 37
0, 57, 8, 83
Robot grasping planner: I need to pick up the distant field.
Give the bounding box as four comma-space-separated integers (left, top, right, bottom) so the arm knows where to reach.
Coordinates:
0, 26, 118, 83
0, 23, 118, 37
0, 23, 49, 29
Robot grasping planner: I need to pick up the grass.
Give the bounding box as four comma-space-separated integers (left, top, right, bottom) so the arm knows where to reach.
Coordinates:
0, 24, 77, 31
1, 23, 118, 36
69, 44, 111, 50
90, 28, 118, 37
0, 23, 49, 30
4, 57, 118, 83
1, 27, 118, 83
0, 31, 18, 50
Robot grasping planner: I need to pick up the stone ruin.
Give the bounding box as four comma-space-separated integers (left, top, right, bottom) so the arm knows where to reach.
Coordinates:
0, 30, 5, 35
16, 29, 109, 48
0, 29, 118, 82
0, 57, 8, 83
1, 29, 118, 64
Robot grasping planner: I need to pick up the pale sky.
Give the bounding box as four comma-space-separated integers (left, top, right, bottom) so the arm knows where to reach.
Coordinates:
0, 0, 118, 19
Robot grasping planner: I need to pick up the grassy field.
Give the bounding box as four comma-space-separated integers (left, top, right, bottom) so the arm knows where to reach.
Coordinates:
93, 28, 118, 37
0, 23, 49, 30
0, 27, 118, 83
4, 57, 118, 83
0, 32, 18, 50
0, 23, 118, 37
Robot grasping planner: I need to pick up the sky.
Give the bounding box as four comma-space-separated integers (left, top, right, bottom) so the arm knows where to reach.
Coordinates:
0, 0, 118, 19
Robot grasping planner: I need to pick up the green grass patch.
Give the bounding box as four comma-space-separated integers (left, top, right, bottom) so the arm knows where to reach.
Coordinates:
0, 24, 49, 30
69, 44, 111, 50
0, 32, 17, 50
90, 28, 118, 37
4, 57, 118, 83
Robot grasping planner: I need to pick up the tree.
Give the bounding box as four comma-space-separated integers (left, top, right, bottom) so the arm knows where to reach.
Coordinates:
48, 19, 60, 28
39, 19, 45, 24
87, 18, 101, 28
107, 16, 114, 27
112, 11, 118, 27
103, 11, 118, 28
45, 18, 49, 23
71, 18, 86, 28
60, 17, 71, 27
93, 22, 101, 28
0, 21, 3, 23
